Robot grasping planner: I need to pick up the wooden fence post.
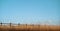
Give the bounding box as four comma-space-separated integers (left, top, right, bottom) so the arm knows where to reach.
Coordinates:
26, 24, 27, 28
0, 22, 2, 26
18, 23, 20, 26
10, 23, 11, 27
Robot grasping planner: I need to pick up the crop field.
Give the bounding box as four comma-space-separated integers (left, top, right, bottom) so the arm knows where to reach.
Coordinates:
0, 24, 60, 31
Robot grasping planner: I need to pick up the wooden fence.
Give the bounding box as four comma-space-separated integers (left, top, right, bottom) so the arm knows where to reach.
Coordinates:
0, 22, 38, 27
0, 22, 20, 27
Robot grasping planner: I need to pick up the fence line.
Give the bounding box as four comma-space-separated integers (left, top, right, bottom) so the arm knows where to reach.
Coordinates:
0, 22, 39, 27
0, 22, 20, 27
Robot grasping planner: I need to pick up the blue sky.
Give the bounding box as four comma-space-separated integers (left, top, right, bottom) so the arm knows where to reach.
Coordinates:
0, 0, 60, 25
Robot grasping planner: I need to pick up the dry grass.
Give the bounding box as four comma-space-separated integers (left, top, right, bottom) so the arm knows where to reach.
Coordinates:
0, 25, 60, 31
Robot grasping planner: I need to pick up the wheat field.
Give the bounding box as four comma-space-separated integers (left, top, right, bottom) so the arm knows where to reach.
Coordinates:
0, 24, 60, 31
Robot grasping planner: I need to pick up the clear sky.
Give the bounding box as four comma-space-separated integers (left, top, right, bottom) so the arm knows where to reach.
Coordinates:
0, 0, 60, 25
